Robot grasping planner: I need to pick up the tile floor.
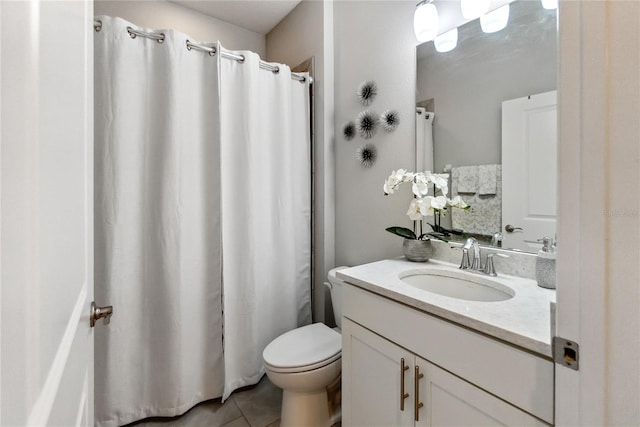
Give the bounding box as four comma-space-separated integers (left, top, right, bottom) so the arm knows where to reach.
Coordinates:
126, 375, 283, 427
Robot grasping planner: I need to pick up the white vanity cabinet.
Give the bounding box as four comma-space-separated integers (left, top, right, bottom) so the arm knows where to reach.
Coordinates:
341, 283, 554, 426
342, 318, 414, 426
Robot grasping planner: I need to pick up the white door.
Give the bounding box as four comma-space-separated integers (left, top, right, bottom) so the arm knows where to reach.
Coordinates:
1, 1, 95, 425
501, 91, 557, 251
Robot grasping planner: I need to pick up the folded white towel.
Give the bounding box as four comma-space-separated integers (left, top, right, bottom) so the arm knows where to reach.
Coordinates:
454, 166, 478, 193
478, 164, 499, 195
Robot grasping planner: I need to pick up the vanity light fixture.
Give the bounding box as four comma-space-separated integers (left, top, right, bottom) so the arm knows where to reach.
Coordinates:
480, 4, 510, 34
461, 0, 490, 20
434, 28, 458, 53
540, 0, 558, 9
414, 0, 439, 42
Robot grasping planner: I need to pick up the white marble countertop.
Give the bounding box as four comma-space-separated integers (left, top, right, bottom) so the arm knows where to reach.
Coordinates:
337, 258, 556, 357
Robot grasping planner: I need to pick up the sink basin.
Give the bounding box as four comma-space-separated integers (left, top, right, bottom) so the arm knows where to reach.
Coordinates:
400, 269, 514, 302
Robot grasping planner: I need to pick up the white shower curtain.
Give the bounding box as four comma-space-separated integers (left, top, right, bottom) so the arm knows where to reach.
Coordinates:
94, 17, 311, 426
219, 48, 312, 401
416, 108, 435, 172
94, 17, 224, 426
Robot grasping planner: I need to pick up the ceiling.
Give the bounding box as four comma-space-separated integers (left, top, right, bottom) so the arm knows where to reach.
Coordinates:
170, 0, 302, 35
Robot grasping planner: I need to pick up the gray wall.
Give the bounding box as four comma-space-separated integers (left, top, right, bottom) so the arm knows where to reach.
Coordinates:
94, 0, 265, 56
333, 1, 419, 267
417, 1, 557, 172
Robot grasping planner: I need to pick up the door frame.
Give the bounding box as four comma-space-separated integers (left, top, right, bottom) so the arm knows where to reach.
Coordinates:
556, 1, 640, 424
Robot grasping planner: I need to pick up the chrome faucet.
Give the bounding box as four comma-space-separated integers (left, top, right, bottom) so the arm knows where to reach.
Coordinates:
459, 237, 510, 276
482, 252, 510, 276
461, 237, 481, 271
490, 232, 503, 247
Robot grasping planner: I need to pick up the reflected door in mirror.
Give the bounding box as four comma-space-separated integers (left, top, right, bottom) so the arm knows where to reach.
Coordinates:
502, 91, 557, 251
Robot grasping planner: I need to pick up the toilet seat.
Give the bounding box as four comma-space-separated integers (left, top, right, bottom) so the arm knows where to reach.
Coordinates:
263, 323, 341, 374
265, 352, 341, 374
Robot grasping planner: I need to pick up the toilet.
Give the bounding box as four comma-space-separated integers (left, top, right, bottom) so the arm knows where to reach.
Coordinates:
263, 266, 347, 427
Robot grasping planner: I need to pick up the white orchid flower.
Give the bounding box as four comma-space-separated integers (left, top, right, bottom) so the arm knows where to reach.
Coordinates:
448, 195, 468, 209
439, 175, 450, 196
418, 196, 435, 217
420, 197, 430, 213
412, 181, 429, 197
383, 169, 408, 195
406, 198, 424, 221
394, 169, 408, 180
434, 173, 450, 185
383, 179, 397, 195
431, 195, 447, 210
416, 195, 447, 217
407, 196, 439, 220
428, 173, 449, 196
411, 172, 430, 197
386, 169, 471, 238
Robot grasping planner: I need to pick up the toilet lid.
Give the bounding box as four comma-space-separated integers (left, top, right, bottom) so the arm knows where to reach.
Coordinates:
263, 323, 341, 369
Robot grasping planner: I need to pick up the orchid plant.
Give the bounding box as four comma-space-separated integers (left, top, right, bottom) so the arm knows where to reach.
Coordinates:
383, 169, 470, 241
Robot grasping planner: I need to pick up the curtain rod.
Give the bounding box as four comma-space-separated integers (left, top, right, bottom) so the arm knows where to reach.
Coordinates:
94, 20, 309, 84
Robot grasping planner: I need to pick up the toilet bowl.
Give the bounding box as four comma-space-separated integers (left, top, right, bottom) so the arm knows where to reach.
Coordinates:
263, 266, 348, 427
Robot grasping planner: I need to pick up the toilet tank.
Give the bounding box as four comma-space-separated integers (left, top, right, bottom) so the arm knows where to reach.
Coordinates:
326, 266, 348, 329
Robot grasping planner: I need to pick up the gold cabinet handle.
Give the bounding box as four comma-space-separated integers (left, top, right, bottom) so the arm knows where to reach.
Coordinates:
400, 358, 410, 411
414, 365, 424, 421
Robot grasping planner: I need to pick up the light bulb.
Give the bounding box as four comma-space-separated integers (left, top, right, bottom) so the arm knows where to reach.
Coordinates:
541, 0, 558, 9
434, 28, 458, 53
414, 1, 439, 42
461, 0, 490, 20
480, 4, 510, 34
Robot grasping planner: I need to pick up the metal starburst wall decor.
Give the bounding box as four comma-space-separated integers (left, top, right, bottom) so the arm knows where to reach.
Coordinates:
356, 143, 377, 168
380, 110, 400, 132
357, 80, 378, 106
343, 121, 356, 141
356, 110, 379, 140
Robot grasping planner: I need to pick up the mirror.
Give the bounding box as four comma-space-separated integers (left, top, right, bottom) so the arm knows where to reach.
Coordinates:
415, 0, 557, 253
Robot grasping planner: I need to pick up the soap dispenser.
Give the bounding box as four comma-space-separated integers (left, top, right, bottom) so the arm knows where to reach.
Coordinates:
536, 236, 556, 289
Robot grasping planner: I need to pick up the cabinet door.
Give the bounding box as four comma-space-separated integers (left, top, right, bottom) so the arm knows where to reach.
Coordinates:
342, 318, 414, 427
417, 357, 549, 427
